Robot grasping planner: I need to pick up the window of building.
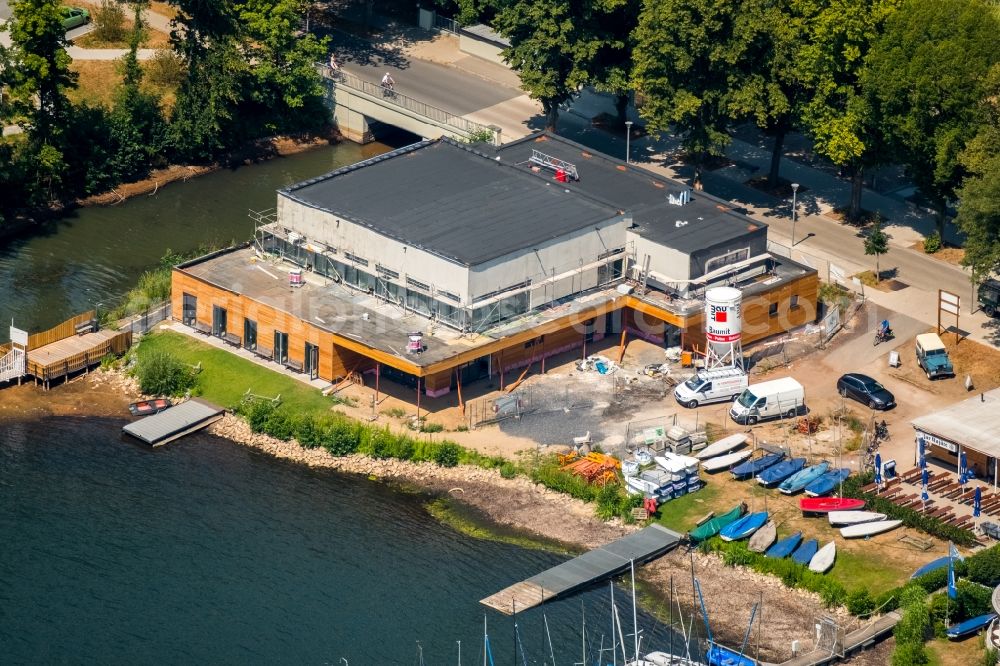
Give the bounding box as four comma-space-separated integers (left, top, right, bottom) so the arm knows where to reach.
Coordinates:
182, 293, 197, 326
212, 305, 227, 337
406, 277, 430, 292
769, 302, 779, 317
598, 258, 624, 285
376, 265, 399, 280
437, 290, 460, 303
274, 331, 289, 363
243, 319, 258, 351
436, 301, 465, 329
705, 247, 750, 274
790, 294, 799, 310
344, 252, 368, 267
375, 278, 403, 304
406, 289, 434, 316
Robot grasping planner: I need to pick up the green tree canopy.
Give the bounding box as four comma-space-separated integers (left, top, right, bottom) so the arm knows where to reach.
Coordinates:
796, 0, 900, 222
865, 0, 1000, 236
631, 0, 741, 183
864, 217, 890, 281
494, 0, 604, 130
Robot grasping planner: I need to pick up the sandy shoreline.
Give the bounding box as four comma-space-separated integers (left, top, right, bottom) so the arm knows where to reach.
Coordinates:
0, 373, 892, 663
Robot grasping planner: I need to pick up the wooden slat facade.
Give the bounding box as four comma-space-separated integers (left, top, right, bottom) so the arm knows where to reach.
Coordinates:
27, 311, 95, 350
172, 267, 819, 398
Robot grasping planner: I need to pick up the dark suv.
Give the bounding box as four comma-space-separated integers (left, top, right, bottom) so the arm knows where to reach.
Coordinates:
837, 373, 896, 410
980, 279, 1000, 318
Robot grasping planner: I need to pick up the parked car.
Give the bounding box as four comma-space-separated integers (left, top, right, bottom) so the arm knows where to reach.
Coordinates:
673, 366, 748, 408
915, 332, 954, 380
61, 7, 90, 31
836, 373, 895, 410
729, 377, 805, 425
979, 279, 1000, 318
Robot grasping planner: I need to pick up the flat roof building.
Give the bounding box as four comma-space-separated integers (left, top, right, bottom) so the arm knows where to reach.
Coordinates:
912, 388, 1000, 485
172, 133, 818, 401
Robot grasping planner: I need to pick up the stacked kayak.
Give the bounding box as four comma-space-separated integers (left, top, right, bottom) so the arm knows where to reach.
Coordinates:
720, 512, 769, 541
804, 468, 851, 497
779, 462, 830, 494
689, 504, 745, 543
757, 457, 806, 486
731, 452, 785, 480
765, 532, 802, 559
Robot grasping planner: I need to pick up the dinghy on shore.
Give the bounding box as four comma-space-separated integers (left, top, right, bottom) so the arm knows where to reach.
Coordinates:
809, 542, 836, 574
701, 449, 752, 473
689, 504, 745, 543
748, 521, 777, 553
946, 612, 997, 639
791, 539, 819, 565
765, 532, 802, 559
827, 510, 887, 526
694, 433, 747, 460
719, 511, 768, 541
779, 462, 830, 494
840, 519, 902, 538
800, 497, 865, 514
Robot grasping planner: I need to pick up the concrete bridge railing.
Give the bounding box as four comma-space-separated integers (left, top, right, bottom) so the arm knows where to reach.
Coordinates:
317, 65, 499, 145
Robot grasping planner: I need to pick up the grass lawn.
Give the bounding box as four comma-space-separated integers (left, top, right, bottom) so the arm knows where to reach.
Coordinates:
136, 330, 334, 416
926, 635, 986, 666
67, 60, 178, 111
655, 481, 722, 532
828, 547, 907, 598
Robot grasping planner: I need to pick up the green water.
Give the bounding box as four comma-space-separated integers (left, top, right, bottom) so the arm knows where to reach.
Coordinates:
0, 140, 389, 340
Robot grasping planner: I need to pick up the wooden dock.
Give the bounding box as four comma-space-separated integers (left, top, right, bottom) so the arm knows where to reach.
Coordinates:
122, 398, 225, 447
480, 524, 682, 615
762, 610, 901, 666
28, 328, 131, 386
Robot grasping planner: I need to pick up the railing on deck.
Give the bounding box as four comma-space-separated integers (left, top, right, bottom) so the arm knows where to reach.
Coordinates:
317, 65, 495, 141
27, 311, 95, 350
27, 330, 132, 383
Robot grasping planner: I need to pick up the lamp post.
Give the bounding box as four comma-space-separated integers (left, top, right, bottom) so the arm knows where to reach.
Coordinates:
790, 182, 800, 247
625, 120, 633, 164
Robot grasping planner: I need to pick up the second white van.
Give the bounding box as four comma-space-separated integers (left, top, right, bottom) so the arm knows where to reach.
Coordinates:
729, 377, 805, 425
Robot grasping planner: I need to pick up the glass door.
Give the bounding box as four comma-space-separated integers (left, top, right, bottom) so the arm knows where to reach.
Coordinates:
305, 342, 319, 380
182, 293, 197, 326
274, 331, 289, 364
212, 306, 227, 337
243, 319, 258, 350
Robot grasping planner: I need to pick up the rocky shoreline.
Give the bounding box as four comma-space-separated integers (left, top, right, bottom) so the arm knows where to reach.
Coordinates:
0, 373, 891, 663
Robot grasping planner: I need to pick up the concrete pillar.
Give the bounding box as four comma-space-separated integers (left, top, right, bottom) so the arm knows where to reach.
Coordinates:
333, 102, 373, 145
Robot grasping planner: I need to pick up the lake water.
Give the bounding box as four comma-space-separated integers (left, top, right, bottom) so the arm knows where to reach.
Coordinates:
0, 417, 684, 664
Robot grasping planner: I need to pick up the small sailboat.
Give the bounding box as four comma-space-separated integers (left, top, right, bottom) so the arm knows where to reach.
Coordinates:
800, 497, 865, 514
809, 542, 836, 574
748, 521, 777, 553
765, 532, 802, 559
700, 449, 752, 473
756, 457, 806, 486
622, 459, 640, 477
689, 504, 745, 543
840, 519, 903, 538
719, 511, 768, 541
779, 461, 830, 494
827, 510, 887, 526
731, 452, 785, 480
694, 433, 747, 460
946, 612, 998, 639
791, 539, 819, 565
804, 468, 851, 497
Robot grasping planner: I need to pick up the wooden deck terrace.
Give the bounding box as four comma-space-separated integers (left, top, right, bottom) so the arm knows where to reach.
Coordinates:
27, 329, 131, 388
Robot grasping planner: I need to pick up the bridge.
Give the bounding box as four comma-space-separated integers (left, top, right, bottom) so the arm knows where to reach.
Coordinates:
318, 65, 500, 145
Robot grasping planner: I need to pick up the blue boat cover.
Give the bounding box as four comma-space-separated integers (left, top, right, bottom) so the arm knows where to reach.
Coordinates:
706, 644, 756, 666
910, 556, 950, 580
946, 612, 997, 638
765, 532, 802, 559
731, 452, 785, 479
757, 457, 806, 485
720, 512, 769, 540
779, 462, 830, 493
791, 539, 819, 565
804, 468, 851, 496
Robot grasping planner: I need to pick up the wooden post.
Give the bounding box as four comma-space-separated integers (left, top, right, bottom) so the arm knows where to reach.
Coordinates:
375, 363, 380, 405
455, 367, 465, 415
582, 332, 587, 359
416, 377, 421, 420
540, 336, 546, 374
617, 329, 628, 364
498, 350, 505, 391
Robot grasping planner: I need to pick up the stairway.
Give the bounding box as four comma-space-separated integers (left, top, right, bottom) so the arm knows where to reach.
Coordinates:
0, 347, 25, 383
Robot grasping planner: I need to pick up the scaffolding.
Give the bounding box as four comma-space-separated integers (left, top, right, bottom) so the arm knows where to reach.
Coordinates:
529, 149, 579, 181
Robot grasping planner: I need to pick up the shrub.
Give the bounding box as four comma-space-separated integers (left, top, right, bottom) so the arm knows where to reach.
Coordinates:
237, 397, 277, 433
134, 349, 196, 396
500, 462, 517, 479
93, 0, 127, 43
366, 429, 395, 459
923, 231, 942, 254
420, 422, 444, 433
99, 353, 117, 371
891, 642, 928, 666
264, 410, 295, 441
433, 442, 461, 468
968, 545, 1000, 587
595, 483, 623, 521
456, 424, 469, 432
389, 434, 415, 460
294, 416, 323, 449
146, 49, 185, 87
382, 407, 407, 418
322, 419, 361, 456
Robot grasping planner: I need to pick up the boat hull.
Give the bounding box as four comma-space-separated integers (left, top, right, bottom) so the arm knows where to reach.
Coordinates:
695, 434, 747, 460
827, 511, 887, 526
779, 462, 830, 494
809, 542, 836, 573
701, 450, 752, 473
765, 532, 802, 559
910, 556, 951, 579
804, 469, 850, 497
800, 498, 865, 514
791, 539, 819, 565
689, 505, 744, 543
946, 612, 997, 639
840, 519, 903, 538
748, 521, 777, 553
757, 458, 806, 486
719, 512, 768, 541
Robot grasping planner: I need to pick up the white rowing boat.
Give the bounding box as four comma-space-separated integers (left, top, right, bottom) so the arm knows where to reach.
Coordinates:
809, 542, 836, 573
694, 433, 747, 460
827, 510, 887, 526
840, 519, 903, 539
701, 449, 752, 472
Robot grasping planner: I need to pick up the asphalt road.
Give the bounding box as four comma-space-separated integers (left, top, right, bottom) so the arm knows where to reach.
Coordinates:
331, 30, 521, 116
0, 1, 10, 23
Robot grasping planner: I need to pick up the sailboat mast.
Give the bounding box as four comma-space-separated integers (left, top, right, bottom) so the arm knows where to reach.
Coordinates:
630, 559, 640, 663
581, 602, 586, 666
669, 575, 674, 665
610, 581, 617, 666
544, 613, 556, 666
484, 615, 488, 666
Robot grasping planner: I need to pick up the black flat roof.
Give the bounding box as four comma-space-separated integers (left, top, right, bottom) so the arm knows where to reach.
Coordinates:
492, 133, 765, 252
280, 139, 619, 266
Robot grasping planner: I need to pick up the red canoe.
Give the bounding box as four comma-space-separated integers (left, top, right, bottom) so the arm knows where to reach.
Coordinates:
800, 497, 865, 514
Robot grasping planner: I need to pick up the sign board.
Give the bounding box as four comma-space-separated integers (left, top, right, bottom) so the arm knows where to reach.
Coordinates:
830, 263, 845, 283
941, 291, 960, 306
938, 289, 961, 338
9, 326, 28, 347
917, 430, 958, 453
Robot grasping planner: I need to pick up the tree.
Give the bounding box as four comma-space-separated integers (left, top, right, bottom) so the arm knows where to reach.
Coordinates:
956, 66, 1000, 282
727, 0, 809, 187
796, 0, 900, 222
494, 0, 602, 131
589, 0, 639, 129
865, 0, 1000, 238
864, 218, 890, 282
631, 0, 741, 186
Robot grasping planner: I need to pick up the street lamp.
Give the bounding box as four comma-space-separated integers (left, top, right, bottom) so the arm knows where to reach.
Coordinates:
625, 120, 633, 164
790, 182, 800, 248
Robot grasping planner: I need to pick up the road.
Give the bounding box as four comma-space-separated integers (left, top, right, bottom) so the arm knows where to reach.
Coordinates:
0, 0, 10, 23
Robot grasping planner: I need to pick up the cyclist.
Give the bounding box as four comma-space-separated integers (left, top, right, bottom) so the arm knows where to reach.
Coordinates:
380, 72, 395, 92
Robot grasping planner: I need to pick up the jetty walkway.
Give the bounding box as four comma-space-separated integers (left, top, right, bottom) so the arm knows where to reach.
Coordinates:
480, 524, 682, 614
762, 610, 901, 666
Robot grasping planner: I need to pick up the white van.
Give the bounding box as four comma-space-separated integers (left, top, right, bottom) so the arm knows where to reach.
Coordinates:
729, 377, 805, 425
673, 367, 748, 408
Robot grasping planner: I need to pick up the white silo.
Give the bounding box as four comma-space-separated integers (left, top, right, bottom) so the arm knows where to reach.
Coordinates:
704, 287, 743, 369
